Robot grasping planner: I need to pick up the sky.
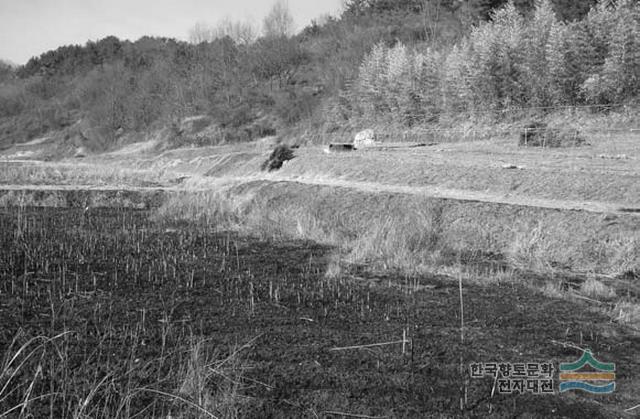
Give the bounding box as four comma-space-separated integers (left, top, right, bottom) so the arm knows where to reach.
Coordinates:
0, 0, 344, 65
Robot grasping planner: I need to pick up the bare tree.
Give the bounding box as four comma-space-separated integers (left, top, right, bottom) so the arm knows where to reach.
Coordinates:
249, 35, 308, 88
263, 1, 295, 38
421, 0, 442, 44
189, 21, 215, 44
216, 18, 257, 45
189, 18, 257, 45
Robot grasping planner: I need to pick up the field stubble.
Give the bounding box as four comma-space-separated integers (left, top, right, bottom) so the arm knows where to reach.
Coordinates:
1, 207, 640, 418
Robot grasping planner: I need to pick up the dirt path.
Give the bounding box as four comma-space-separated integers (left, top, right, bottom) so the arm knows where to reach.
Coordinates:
205, 174, 640, 216
3, 172, 640, 216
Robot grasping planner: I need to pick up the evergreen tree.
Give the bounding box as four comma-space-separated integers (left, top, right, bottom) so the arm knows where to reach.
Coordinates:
522, 0, 562, 106
603, 0, 640, 100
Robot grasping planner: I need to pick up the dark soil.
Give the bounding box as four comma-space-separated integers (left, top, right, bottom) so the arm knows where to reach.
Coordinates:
0, 208, 638, 418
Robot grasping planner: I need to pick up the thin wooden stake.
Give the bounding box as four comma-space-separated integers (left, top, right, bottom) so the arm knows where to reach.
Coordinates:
459, 274, 464, 343
330, 338, 409, 352
459, 273, 465, 412
402, 329, 406, 355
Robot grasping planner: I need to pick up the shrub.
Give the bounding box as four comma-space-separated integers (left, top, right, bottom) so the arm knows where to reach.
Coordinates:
261, 144, 295, 171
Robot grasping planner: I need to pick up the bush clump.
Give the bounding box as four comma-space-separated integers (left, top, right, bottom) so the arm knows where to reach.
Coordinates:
261, 144, 295, 171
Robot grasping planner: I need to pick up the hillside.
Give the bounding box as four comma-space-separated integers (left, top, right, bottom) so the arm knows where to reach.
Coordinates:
1, 0, 625, 157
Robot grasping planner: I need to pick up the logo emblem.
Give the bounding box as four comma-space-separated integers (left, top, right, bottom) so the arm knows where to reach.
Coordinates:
559, 350, 615, 394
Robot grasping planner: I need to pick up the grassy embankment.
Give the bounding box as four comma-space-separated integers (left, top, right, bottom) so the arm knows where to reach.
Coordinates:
2, 109, 639, 326
156, 110, 640, 329
159, 112, 640, 276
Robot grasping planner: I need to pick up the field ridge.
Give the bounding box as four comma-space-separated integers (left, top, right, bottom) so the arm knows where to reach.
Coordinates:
4, 171, 640, 217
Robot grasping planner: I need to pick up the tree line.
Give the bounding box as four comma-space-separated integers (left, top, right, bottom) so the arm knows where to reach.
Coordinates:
0, 0, 636, 148
346, 0, 640, 126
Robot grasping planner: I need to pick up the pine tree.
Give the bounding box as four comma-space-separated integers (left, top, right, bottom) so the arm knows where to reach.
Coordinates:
414, 48, 442, 122
522, 0, 562, 106
578, 0, 638, 103
442, 43, 472, 113
603, 0, 640, 100
466, 2, 526, 109
357, 42, 388, 118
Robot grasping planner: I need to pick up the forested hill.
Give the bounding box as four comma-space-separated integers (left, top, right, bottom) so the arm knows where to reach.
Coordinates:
14, 1, 597, 80
5, 0, 640, 154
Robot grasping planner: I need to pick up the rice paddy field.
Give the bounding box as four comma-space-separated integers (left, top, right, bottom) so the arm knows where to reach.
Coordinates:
1, 205, 639, 418
1, 124, 640, 417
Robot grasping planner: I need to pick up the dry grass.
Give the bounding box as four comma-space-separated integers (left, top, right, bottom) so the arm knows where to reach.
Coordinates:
506, 223, 555, 272
540, 281, 566, 299
155, 179, 640, 278
611, 301, 640, 328
174, 123, 640, 208
0, 188, 163, 209
580, 277, 617, 300
609, 237, 640, 276
0, 190, 68, 207
4, 114, 640, 209
323, 252, 343, 279
4, 115, 639, 284
4, 149, 637, 279
280, 136, 639, 206
0, 329, 250, 419
0, 161, 173, 187
156, 182, 451, 274
292, 105, 640, 146
174, 339, 248, 419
